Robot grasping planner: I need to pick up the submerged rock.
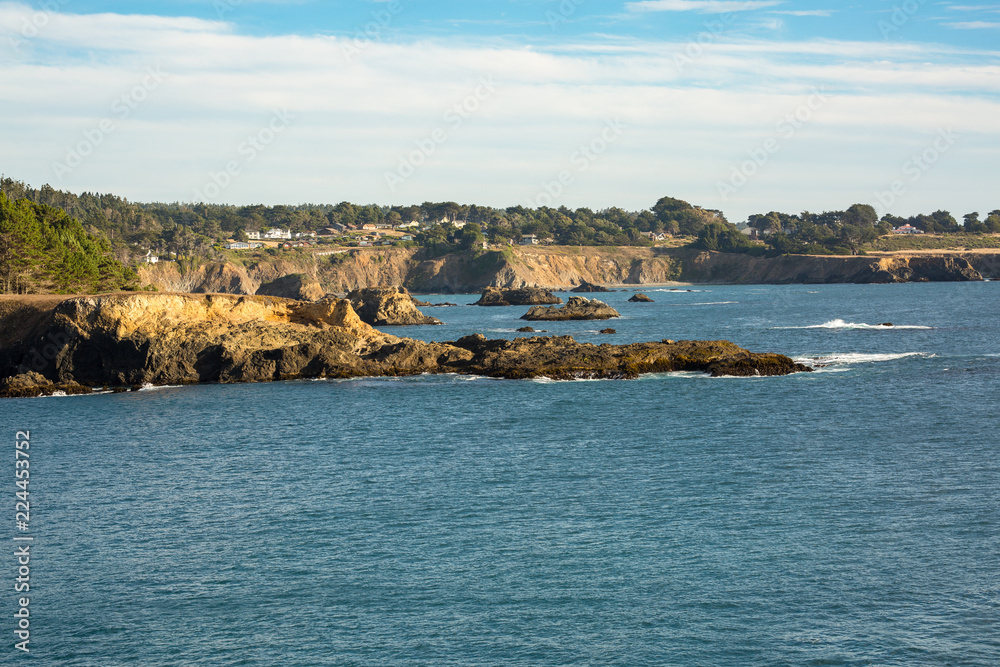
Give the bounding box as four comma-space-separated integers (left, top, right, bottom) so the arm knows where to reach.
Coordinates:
347, 287, 442, 326
629, 293, 654, 303
474, 287, 563, 307
599, 328, 617, 334
571, 281, 611, 293
522, 296, 621, 321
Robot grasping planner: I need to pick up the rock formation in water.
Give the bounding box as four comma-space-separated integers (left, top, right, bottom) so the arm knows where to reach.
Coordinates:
522, 297, 621, 321
0, 293, 809, 396
347, 287, 442, 326
629, 293, 654, 303
473, 287, 563, 306
571, 281, 612, 293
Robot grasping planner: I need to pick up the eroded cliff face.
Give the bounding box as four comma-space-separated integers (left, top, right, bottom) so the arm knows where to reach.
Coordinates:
0, 293, 807, 395
137, 245, 986, 295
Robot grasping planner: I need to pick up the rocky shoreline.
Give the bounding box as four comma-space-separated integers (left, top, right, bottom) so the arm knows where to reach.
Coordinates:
0, 293, 811, 397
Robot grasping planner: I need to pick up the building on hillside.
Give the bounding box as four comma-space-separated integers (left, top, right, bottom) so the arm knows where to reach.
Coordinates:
225, 242, 250, 250
142, 251, 160, 264
247, 231, 261, 240
521, 234, 539, 245
893, 224, 924, 235
264, 228, 292, 240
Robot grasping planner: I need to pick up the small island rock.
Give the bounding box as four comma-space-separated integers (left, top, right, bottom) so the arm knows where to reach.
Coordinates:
521, 296, 621, 321
474, 287, 563, 307
628, 293, 654, 303
571, 281, 611, 293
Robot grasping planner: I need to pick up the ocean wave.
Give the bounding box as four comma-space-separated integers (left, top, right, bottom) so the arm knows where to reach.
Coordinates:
138, 383, 184, 391
673, 301, 738, 306
779, 319, 932, 330
796, 352, 933, 366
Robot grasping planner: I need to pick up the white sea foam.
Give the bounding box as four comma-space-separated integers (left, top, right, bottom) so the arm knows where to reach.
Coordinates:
676, 301, 738, 306
779, 319, 932, 330
138, 383, 183, 391
796, 352, 932, 366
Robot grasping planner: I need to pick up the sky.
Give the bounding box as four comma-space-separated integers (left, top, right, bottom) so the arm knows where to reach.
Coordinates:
1, 0, 998, 221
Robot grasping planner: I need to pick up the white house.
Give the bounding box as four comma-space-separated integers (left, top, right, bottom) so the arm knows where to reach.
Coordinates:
247, 231, 261, 240
397, 221, 420, 229
521, 234, 539, 245
893, 224, 924, 235
142, 251, 159, 264
263, 228, 292, 240
225, 241, 250, 250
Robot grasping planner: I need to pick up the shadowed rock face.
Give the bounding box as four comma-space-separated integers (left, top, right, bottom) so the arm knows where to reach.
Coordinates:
347, 287, 442, 326
522, 296, 621, 321
474, 287, 563, 306
629, 293, 654, 302
0, 293, 809, 397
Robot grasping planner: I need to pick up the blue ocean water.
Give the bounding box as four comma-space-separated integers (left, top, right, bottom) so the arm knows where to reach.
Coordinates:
4, 283, 1000, 665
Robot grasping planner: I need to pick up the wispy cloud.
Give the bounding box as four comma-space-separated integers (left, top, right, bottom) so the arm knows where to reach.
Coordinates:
626, 1, 783, 14
946, 21, 1000, 29
773, 10, 835, 17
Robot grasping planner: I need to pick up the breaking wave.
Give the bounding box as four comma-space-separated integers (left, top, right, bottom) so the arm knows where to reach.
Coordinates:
780, 319, 932, 330
795, 352, 933, 366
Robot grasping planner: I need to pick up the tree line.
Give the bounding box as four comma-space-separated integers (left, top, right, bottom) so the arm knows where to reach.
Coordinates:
0, 191, 138, 294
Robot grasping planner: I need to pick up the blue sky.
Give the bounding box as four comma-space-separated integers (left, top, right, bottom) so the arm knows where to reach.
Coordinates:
2, 0, 998, 220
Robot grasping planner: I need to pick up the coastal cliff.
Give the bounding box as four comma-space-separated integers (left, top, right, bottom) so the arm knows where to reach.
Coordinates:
136, 246, 988, 295
0, 293, 808, 396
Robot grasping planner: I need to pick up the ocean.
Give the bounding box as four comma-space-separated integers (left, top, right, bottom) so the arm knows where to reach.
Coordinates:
4, 283, 999, 665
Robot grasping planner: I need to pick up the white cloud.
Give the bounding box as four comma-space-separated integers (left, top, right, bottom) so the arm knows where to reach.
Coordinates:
626, 0, 783, 14
946, 21, 1000, 29
0, 4, 998, 220
772, 10, 835, 17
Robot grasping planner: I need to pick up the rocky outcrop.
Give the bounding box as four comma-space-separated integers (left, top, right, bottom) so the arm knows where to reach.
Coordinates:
522, 297, 620, 321
572, 281, 611, 292
629, 293, 654, 302
449, 335, 810, 380
347, 287, 442, 326
0, 293, 808, 396
256, 274, 325, 301
474, 287, 563, 306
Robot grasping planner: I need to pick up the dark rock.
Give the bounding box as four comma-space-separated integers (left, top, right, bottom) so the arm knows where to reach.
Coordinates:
880, 323, 894, 327
522, 296, 621, 321
474, 287, 563, 306
629, 293, 654, 303
572, 281, 611, 293
347, 287, 442, 326
599, 328, 617, 334
516, 327, 536, 332
256, 274, 325, 301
